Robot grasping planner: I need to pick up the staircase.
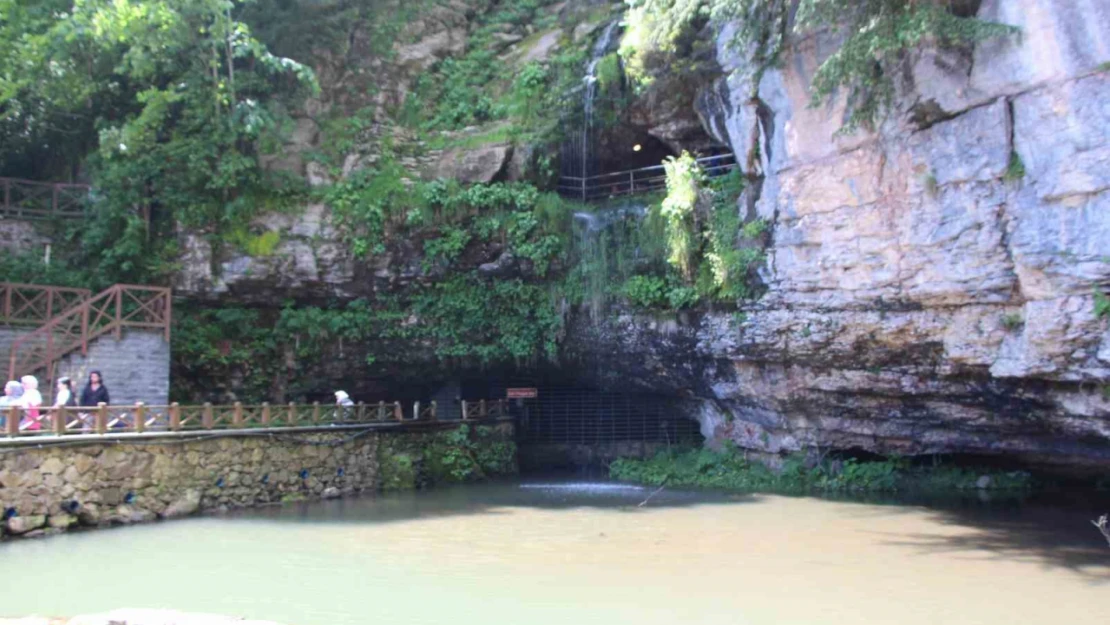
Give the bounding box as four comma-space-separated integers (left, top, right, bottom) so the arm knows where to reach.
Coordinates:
1, 283, 172, 401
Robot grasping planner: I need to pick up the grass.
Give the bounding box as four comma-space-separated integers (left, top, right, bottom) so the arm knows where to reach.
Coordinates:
424, 124, 520, 151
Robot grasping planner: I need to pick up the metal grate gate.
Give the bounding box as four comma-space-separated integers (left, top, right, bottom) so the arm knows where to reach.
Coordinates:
513, 388, 703, 446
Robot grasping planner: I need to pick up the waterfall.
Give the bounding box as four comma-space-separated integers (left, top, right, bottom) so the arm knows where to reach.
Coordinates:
560, 20, 622, 193
570, 200, 655, 320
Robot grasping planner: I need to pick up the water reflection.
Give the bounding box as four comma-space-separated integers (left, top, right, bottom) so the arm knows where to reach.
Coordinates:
1, 479, 1108, 625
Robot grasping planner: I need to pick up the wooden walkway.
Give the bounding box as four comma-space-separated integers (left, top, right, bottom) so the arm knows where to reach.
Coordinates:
0, 399, 509, 442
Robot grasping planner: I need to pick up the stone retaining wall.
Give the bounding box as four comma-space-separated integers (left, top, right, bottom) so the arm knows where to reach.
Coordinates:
0, 422, 515, 539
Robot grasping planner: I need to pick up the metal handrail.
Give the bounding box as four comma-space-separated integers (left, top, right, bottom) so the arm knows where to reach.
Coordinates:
558, 153, 737, 201
0, 177, 91, 220
7, 284, 172, 387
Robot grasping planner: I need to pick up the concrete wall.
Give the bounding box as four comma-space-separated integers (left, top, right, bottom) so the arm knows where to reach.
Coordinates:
0, 422, 516, 538
54, 329, 170, 406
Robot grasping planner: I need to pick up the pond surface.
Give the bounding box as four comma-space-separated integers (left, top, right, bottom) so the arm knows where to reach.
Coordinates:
2, 479, 1109, 625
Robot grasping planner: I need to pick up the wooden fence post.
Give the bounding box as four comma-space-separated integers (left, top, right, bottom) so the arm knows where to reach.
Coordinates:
96, 403, 107, 434
261, 402, 271, 426
479, 399, 487, 419
169, 402, 181, 431
430, 401, 437, 421
288, 402, 296, 426
134, 402, 145, 433
6, 406, 18, 436
312, 401, 320, 424
378, 401, 385, 420
54, 406, 66, 435
232, 401, 243, 428
202, 402, 213, 429
356, 401, 366, 422
393, 401, 402, 421
461, 400, 468, 421
413, 401, 421, 421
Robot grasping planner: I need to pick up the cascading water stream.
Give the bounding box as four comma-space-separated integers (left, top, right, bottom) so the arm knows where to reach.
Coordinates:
560, 20, 622, 194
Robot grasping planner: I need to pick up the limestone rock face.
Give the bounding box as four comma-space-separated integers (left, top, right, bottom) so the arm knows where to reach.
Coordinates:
430, 143, 513, 183
589, 0, 1110, 470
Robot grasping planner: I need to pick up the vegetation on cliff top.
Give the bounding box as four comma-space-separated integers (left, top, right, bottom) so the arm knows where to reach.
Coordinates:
622, 0, 1019, 132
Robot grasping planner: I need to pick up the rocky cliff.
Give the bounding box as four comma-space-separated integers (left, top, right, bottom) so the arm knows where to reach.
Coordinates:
571, 0, 1110, 470
175, 0, 1110, 470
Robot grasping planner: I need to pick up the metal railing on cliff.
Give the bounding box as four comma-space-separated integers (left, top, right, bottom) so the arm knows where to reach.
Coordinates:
0, 399, 509, 440
0, 178, 90, 220
557, 153, 737, 202
6, 284, 172, 385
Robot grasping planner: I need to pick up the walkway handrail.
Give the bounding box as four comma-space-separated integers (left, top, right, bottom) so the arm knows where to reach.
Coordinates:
0, 177, 91, 220
7, 284, 172, 384
0, 399, 508, 439
0, 283, 92, 326
558, 153, 737, 202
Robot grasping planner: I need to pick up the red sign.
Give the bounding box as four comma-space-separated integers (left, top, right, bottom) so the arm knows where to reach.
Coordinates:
506, 387, 538, 399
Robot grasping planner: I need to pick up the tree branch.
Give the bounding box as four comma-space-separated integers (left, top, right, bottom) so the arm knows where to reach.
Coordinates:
1091, 514, 1110, 547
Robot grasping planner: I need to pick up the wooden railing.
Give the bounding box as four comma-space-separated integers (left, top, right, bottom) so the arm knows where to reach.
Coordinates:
0, 399, 508, 438
0, 283, 92, 326
7, 284, 172, 385
557, 153, 737, 202
0, 178, 90, 220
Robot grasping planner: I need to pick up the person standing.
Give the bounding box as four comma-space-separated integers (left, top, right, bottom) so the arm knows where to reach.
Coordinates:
54, 377, 76, 408
80, 371, 110, 407
334, 390, 354, 422
0, 380, 23, 429
79, 371, 110, 431
19, 375, 43, 431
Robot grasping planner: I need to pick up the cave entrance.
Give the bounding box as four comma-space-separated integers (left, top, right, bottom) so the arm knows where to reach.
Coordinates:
510, 387, 704, 473
450, 374, 705, 472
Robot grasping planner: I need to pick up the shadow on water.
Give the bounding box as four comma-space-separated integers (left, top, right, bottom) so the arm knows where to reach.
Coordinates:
863, 491, 1110, 582
225, 477, 1110, 581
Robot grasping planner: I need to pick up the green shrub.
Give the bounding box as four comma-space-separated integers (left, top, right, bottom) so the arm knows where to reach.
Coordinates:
1000, 312, 1024, 331
1005, 151, 1026, 182
623, 275, 669, 308
610, 446, 1034, 494
1095, 290, 1110, 319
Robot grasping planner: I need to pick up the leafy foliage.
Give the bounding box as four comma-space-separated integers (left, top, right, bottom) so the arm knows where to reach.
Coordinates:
0, 0, 316, 285
621, 0, 1018, 131
610, 446, 1034, 494
1095, 290, 1110, 320
426, 425, 518, 482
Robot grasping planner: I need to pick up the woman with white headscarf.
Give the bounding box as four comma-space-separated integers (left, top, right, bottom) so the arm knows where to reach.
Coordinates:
0, 380, 23, 429
334, 390, 354, 422
19, 375, 43, 430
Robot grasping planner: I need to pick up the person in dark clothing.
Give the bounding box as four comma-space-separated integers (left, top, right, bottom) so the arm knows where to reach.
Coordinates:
78, 371, 109, 431
80, 371, 110, 407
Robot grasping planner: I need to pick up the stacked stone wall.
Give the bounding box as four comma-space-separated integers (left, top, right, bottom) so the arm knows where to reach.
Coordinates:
0, 422, 516, 538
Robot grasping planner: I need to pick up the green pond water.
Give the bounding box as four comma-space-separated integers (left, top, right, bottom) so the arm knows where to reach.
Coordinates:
2, 479, 1108, 625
